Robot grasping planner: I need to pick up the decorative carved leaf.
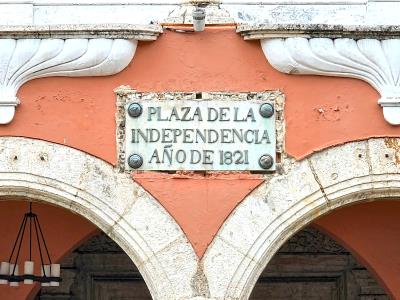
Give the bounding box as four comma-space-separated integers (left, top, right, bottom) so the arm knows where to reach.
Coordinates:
278, 227, 348, 254
262, 37, 400, 125
0, 38, 137, 124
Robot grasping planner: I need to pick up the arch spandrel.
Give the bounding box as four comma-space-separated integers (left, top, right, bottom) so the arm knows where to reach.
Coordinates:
0, 136, 199, 300
203, 137, 400, 300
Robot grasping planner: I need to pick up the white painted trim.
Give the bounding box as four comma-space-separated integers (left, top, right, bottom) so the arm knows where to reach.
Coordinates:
0, 137, 199, 300
0, 0, 182, 4
0, 0, 367, 4
238, 24, 400, 40
0, 24, 163, 39
0, 38, 136, 124
203, 138, 400, 299
261, 37, 400, 125
222, 0, 365, 3
2, 0, 400, 26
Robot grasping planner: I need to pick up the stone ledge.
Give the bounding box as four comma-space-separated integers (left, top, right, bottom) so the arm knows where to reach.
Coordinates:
237, 24, 400, 40
0, 24, 163, 40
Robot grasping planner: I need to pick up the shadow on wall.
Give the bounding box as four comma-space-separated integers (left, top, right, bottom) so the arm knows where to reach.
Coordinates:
0, 200, 97, 300
314, 200, 400, 299
250, 226, 388, 299
35, 232, 152, 300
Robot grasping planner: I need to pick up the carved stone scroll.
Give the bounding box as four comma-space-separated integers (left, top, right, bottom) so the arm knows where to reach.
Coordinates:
262, 37, 400, 125
0, 38, 137, 124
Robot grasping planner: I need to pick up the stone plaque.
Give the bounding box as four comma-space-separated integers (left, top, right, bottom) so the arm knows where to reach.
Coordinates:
125, 99, 276, 171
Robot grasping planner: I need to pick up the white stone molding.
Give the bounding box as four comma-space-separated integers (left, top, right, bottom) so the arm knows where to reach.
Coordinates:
3, 1, 400, 27
0, 37, 137, 124
260, 37, 400, 125
0, 137, 199, 300
203, 138, 400, 299
0, 24, 163, 40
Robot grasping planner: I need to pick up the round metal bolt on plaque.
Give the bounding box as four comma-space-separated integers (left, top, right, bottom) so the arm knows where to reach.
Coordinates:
259, 154, 274, 169
128, 154, 143, 169
259, 103, 274, 118
128, 103, 142, 118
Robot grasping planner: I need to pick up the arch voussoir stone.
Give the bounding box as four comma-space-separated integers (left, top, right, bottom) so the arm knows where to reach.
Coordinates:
203, 138, 400, 300
0, 137, 199, 300
203, 158, 327, 299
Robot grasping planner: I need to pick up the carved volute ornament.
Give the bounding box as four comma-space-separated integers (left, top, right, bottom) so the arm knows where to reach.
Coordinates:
0, 25, 162, 124
238, 24, 400, 125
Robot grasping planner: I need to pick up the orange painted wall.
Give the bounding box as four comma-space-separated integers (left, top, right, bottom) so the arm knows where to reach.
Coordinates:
0, 27, 399, 278
0, 27, 397, 164
314, 200, 400, 299
134, 172, 263, 257
1, 26, 399, 257
0, 201, 97, 300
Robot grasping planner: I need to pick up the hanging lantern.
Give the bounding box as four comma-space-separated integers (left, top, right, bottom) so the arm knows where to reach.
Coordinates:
0, 203, 61, 286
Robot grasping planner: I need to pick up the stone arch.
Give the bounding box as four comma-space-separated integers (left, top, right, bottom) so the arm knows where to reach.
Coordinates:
0, 137, 198, 300
203, 137, 400, 300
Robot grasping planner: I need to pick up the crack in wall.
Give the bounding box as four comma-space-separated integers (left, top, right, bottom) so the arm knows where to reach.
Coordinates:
307, 158, 329, 204
365, 139, 373, 174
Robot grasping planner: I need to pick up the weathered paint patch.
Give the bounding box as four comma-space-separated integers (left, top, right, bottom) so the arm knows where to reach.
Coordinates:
384, 137, 400, 164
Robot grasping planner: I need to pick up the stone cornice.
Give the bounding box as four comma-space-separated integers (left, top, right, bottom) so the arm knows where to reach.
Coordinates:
0, 24, 163, 41
237, 24, 400, 40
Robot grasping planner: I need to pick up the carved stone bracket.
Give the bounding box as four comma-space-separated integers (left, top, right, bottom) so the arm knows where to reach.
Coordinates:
238, 24, 400, 125
0, 24, 162, 124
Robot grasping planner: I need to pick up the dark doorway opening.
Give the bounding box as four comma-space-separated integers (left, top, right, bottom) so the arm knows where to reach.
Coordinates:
250, 227, 388, 300
35, 233, 151, 300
